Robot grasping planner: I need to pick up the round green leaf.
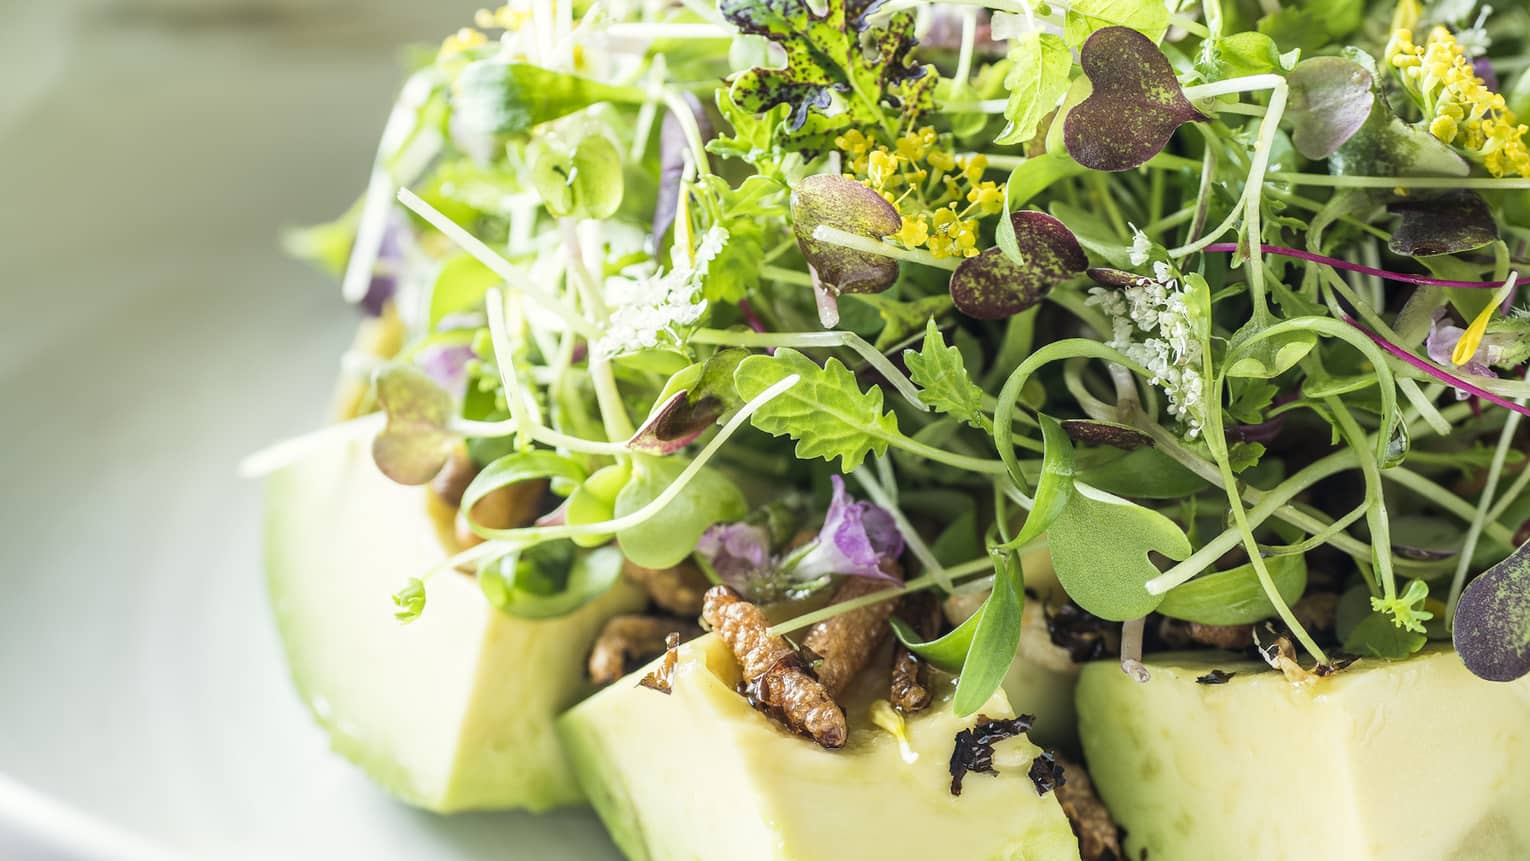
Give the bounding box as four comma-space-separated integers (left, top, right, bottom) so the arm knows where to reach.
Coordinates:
1046, 481, 1191, 620
614, 454, 747, 568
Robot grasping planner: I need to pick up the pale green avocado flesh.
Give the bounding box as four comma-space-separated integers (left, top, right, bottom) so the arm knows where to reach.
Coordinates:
264, 435, 645, 812
559, 633, 1081, 861
1077, 646, 1530, 861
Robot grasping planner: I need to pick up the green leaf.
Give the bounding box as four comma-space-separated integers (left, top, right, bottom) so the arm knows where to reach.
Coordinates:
530, 133, 626, 220
1063, 0, 1170, 48
479, 544, 623, 619
995, 32, 1073, 146
1047, 481, 1191, 620
566, 462, 632, 548
1076, 446, 1209, 499
904, 319, 990, 431
1286, 57, 1374, 160
1224, 322, 1316, 379
890, 611, 982, 674
452, 61, 647, 139
614, 454, 747, 568
428, 254, 500, 329
953, 552, 1026, 716
392, 577, 427, 624
1343, 609, 1427, 660
1158, 554, 1308, 625
734, 348, 899, 472
1000, 415, 1075, 548
1256, 0, 1363, 54
1004, 152, 1088, 210
1226, 440, 1267, 474
1199, 31, 1292, 79
844, 292, 954, 351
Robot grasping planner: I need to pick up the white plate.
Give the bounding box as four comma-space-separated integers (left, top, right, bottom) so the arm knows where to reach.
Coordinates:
0, 3, 617, 857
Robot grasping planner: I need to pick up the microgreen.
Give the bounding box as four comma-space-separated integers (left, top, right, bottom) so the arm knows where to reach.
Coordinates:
451, 61, 647, 141
1455, 540, 1530, 681
1387, 191, 1500, 257
735, 348, 899, 472
950, 212, 1086, 319
1046, 481, 1192, 621
1063, 27, 1207, 172
627, 350, 749, 455
392, 578, 427, 624
529, 133, 625, 220
951, 550, 1025, 717
479, 544, 624, 619
371, 363, 458, 485
1157, 555, 1307, 626
790, 174, 902, 303
995, 32, 1072, 147
1285, 56, 1374, 160
1059, 419, 1153, 450
904, 319, 990, 432
614, 454, 748, 569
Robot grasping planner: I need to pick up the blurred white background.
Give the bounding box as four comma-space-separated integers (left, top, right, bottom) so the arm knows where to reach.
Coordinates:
0, 1, 619, 857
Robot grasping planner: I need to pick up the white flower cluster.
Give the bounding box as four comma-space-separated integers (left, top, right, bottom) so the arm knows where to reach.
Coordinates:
1086, 261, 1207, 438
595, 226, 725, 357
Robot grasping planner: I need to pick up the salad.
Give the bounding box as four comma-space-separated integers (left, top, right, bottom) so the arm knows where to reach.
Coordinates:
258, 0, 1530, 857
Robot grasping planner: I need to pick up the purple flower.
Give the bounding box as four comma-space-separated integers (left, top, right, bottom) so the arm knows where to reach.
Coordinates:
360, 215, 406, 317
1427, 309, 1499, 386
792, 476, 904, 582
416, 344, 476, 397
696, 522, 772, 588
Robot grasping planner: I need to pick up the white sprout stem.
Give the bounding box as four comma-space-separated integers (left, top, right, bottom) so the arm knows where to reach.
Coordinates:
475, 374, 801, 543
237, 413, 386, 479
396, 188, 600, 339
1269, 172, 1530, 190
453, 417, 632, 455
1120, 617, 1150, 682
853, 465, 953, 590
606, 22, 732, 41
485, 286, 544, 450
1486, 459, 1530, 524
1447, 368, 1530, 624
590, 352, 636, 441
1398, 378, 1453, 436
760, 265, 816, 286
628, 55, 667, 162
768, 554, 998, 636
662, 89, 713, 179
690, 327, 928, 409
811, 225, 961, 271
1180, 73, 1285, 102
953, 7, 979, 89
1210, 102, 1268, 117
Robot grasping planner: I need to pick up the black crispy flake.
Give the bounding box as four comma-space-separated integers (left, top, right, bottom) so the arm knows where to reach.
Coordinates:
948, 713, 1034, 796
1028, 750, 1067, 796
1046, 601, 1117, 663
1195, 669, 1236, 685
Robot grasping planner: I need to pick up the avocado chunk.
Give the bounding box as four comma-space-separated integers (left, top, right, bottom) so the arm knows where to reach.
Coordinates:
264, 435, 645, 812
1077, 647, 1530, 860
559, 633, 1082, 861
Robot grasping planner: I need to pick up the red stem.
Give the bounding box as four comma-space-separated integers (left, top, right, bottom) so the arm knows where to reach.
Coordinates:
1344, 317, 1530, 418
1204, 243, 1502, 290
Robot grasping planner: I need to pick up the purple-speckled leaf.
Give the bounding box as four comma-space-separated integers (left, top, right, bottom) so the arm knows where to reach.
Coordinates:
1389, 191, 1500, 257
1064, 27, 1206, 172
1086, 267, 1141, 287
1286, 57, 1374, 160
950, 211, 1086, 319
1060, 419, 1154, 450
791, 174, 902, 295
371, 363, 457, 485
1454, 540, 1530, 682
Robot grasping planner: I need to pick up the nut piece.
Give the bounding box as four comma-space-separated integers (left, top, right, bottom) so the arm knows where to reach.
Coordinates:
1293, 591, 1339, 633
1186, 621, 1253, 651
802, 568, 900, 698
702, 585, 847, 749
890, 591, 941, 713
1053, 754, 1123, 861
430, 446, 478, 509
588, 615, 701, 687
454, 479, 549, 551
621, 559, 712, 616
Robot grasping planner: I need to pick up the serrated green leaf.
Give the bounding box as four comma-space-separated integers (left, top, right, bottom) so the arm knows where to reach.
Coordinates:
904, 319, 990, 431
1063, 0, 1170, 48
734, 348, 899, 472
996, 32, 1073, 146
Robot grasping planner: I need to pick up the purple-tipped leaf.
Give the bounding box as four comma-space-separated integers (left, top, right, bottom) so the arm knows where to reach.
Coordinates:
951, 211, 1086, 319
371, 363, 457, 485
1064, 27, 1207, 172
791, 174, 902, 296
1061, 419, 1154, 450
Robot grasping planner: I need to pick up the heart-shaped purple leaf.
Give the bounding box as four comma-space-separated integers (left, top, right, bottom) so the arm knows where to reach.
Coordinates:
1286, 57, 1374, 160
371, 363, 457, 485
1454, 540, 1530, 682
950, 211, 1086, 319
1064, 27, 1206, 172
1388, 191, 1500, 257
791, 174, 902, 295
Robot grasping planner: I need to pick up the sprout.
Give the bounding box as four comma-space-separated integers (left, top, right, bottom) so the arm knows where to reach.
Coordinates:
370, 363, 458, 485
791, 174, 902, 325
1388, 191, 1500, 257
1063, 27, 1207, 172
1286, 57, 1375, 160
949, 212, 1086, 319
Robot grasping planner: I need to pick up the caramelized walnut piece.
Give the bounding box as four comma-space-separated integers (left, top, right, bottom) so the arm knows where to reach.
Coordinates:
588, 615, 701, 687
890, 591, 941, 713
430, 445, 478, 509
1053, 754, 1124, 861
639, 632, 683, 694
1292, 591, 1339, 633
454, 479, 548, 552
621, 558, 711, 616
702, 585, 847, 748
801, 565, 902, 697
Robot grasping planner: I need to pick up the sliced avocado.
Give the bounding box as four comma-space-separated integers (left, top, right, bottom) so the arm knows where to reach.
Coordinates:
559, 633, 1081, 861
1077, 647, 1530, 860
1006, 602, 1080, 751
264, 435, 645, 812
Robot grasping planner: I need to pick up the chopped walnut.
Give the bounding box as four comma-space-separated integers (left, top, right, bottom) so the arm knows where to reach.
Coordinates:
639, 632, 683, 694
1292, 591, 1339, 633
588, 615, 700, 687
1053, 754, 1124, 861
1185, 621, 1253, 651
454, 479, 548, 552
801, 569, 900, 697
621, 558, 712, 616
430, 446, 478, 509
702, 585, 847, 749
890, 591, 941, 713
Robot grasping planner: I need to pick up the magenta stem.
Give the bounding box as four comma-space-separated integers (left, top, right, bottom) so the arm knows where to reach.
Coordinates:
1204, 243, 1502, 289
1344, 318, 1530, 418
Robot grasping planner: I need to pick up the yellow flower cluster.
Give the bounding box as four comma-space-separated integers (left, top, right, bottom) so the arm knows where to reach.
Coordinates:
835, 127, 1005, 259
439, 27, 489, 59
1387, 26, 1530, 179
439, 6, 534, 60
